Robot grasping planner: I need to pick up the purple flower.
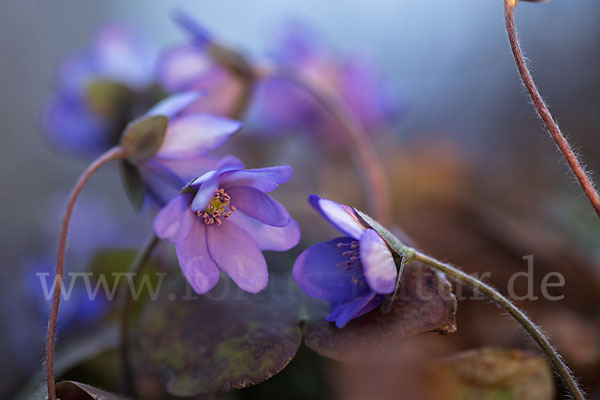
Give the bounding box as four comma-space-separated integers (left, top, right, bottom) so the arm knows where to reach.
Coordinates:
133, 91, 242, 205
256, 21, 402, 147
44, 25, 158, 156
172, 10, 214, 48
156, 13, 246, 117
153, 156, 300, 294
292, 195, 398, 328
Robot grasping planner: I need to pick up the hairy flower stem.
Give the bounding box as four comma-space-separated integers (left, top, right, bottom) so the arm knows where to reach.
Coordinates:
413, 250, 586, 400
260, 69, 390, 224
45, 146, 128, 400
504, 0, 600, 219
357, 203, 585, 398
119, 235, 160, 396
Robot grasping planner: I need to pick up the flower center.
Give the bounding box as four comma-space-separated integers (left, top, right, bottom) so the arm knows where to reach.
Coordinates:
197, 188, 236, 225
336, 240, 366, 287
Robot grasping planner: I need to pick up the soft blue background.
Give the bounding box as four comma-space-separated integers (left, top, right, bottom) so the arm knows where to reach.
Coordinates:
1, 0, 599, 394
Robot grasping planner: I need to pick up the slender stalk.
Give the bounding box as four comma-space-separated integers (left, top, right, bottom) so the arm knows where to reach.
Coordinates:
504, 0, 600, 218
356, 209, 584, 397
45, 146, 127, 400
414, 250, 586, 400
259, 68, 391, 224
119, 235, 160, 396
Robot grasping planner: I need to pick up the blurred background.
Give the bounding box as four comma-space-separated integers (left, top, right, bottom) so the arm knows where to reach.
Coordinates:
1, 0, 599, 398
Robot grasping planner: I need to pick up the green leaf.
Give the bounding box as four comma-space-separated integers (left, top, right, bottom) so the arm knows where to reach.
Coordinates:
239, 344, 331, 399
302, 261, 457, 361
121, 161, 145, 211
89, 249, 163, 314
89, 249, 137, 274
120, 115, 168, 162
86, 80, 133, 118
136, 274, 302, 397
55, 381, 130, 400
433, 348, 555, 400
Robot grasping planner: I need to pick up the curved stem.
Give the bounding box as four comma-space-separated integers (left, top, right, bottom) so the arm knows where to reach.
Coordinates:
356, 209, 585, 398
504, 0, 600, 219
414, 250, 586, 400
260, 69, 391, 224
119, 235, 160, 396
45, 146, 127, 400
205, 41, 390, 222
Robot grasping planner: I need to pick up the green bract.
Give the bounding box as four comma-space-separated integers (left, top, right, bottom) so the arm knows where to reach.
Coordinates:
120, 115, 169, 162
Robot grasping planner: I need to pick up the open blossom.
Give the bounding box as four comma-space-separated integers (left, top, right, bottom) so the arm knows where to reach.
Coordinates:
44, 25, 158, 156
256, 21, 402, 147
156, 12, 247, 117
293, 195, 398, 328
153, 156, 300, 294
132, 91, 242, 205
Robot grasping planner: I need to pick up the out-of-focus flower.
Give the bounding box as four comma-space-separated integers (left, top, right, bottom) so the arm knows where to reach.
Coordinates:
23, 257, 108, 332
153, 156, 300, 294
157, 12, 250, 117
44, 25, 159, 156
255, 21, 402, 148
159, 15, 401, 150
293, 195, 397, 328
120, 91, 242, 207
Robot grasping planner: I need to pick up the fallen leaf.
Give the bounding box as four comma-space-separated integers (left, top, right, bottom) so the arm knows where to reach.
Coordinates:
433, 348, 555, 400
302, 262, 457, 361
55, 381, 129, 400
136, 274, 302, 397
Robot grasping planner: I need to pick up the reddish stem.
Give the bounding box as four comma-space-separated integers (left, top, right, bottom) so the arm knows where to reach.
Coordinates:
504, 0, 600, 218
46, 146, 127, 400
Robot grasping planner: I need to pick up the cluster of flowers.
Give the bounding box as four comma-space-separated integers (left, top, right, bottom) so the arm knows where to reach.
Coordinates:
44, 14, 401, 328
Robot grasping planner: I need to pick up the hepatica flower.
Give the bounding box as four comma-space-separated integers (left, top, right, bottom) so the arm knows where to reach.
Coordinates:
257, 21, 402, 147
157, 12, 248, 117
153, 156, 300, 294
121, 91, 242, 206
44, 25, 158, 156
293, 195, 398, 328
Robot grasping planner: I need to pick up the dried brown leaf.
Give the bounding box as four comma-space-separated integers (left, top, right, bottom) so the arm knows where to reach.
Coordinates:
303, 262, 457, 361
